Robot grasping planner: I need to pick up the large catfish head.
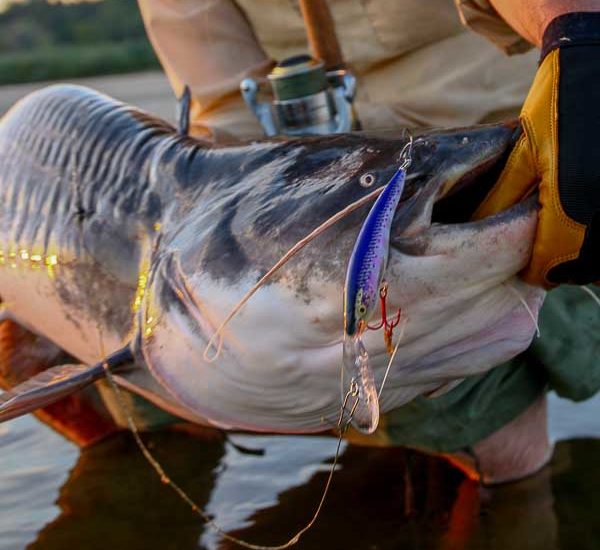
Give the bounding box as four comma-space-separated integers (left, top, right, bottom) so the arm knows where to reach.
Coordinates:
137, 122, 544, 433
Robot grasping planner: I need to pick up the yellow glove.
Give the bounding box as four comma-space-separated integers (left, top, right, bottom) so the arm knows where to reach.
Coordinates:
474, 12, 600, 288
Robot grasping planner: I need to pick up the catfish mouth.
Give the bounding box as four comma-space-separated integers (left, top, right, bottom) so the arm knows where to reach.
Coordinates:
375, 126, 544, 407
429, 141, 513, 225
388, 124, 528, 247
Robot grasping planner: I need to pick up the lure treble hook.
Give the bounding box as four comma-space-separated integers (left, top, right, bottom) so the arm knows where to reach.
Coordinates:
366, 281, 402, 354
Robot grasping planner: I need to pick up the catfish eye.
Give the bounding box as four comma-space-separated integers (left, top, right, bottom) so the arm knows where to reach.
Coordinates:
359, 173, 376, 188
357, 304, 367, 316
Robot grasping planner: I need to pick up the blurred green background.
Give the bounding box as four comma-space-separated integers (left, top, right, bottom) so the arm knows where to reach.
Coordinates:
0, 0, 159, 85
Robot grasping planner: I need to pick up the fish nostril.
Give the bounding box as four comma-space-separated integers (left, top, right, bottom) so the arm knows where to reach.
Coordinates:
359, 173, 376, 188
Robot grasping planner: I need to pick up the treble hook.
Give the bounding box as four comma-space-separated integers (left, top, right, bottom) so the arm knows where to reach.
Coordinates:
366, 282, 402, 354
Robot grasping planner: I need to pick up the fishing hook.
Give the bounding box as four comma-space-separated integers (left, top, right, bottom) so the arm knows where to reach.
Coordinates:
366, 282, 402, 353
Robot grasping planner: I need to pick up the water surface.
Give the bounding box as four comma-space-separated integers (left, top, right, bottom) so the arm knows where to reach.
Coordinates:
0, 392, 598, 550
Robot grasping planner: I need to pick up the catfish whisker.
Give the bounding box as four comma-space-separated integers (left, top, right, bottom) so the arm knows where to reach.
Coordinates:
378, 317, 407, 399
504, 281, 541, 338
580, 285, 600, 309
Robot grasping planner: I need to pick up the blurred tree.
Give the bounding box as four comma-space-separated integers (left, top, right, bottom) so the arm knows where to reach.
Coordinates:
0, 0, 149, 53
0, 0, 161, 83
0, 18, 53, 51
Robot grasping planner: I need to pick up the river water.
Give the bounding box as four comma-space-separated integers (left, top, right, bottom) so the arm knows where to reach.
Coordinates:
0, 392, 598, 550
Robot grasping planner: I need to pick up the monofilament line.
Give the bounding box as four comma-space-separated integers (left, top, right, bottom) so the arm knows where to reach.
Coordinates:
581, 285, 600, 308
378, 318, 406, 399
203, 185, 389, 362
504, 281, 541, 338
103, 360, 358, 550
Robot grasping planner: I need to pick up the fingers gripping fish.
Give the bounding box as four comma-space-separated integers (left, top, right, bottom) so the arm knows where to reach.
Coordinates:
343, 139, 412, 433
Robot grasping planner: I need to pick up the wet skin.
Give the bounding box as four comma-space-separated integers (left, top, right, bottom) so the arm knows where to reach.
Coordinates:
0, 85, 544, 433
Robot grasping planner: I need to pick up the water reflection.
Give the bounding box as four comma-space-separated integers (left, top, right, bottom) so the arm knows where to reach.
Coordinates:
0, 416, 77, 550
0, 390, 589, 550
199, 435, 343, 549
29, 430, 225, 550
18, 430, 600, 550
552, 440, 600, 550
221, 443, 466, 550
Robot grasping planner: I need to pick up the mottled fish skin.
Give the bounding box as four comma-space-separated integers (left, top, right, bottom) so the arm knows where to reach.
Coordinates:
0, 85, 545, 432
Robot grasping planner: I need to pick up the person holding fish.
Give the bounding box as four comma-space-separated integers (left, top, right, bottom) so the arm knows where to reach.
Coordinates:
0, 0, 583, 487
132, 0, 600, 484
0, 0, 598, 491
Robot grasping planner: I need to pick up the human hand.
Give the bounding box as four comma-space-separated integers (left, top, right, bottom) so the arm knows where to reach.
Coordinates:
474, 12, 600, 287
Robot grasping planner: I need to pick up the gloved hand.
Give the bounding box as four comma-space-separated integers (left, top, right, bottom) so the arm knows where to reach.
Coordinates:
473, 12, 600, 288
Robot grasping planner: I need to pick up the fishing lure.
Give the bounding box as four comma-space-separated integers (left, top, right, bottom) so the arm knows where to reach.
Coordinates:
342, 138, 412, 433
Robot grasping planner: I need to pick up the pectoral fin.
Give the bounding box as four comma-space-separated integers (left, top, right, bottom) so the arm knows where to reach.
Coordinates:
0, 347, 133, 423
0, 363, 105, 422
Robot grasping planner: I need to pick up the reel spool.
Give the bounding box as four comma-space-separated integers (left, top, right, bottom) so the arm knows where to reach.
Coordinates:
241, 54, 358, 137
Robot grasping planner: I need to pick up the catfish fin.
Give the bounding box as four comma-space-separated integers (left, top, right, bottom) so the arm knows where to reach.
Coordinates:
0, 346, 133, 423
0, 363, 105, 423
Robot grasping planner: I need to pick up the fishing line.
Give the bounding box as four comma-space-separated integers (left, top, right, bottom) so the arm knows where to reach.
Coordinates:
101, 344, 359, 550
580, 285, 600, 309
203, 184, 391, 362
204, 138, 414, 362
504, 281, 541, 338
378, 319, 406, 399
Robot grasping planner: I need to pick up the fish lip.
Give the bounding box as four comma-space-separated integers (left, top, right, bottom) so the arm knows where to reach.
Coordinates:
387, 132, 527, 247
384, 281, 544, 389
389, 195, 539, 257
394, 122, 520, 227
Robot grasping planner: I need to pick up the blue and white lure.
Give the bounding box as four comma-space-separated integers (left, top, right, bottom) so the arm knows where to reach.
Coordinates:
342, 137, 413, 433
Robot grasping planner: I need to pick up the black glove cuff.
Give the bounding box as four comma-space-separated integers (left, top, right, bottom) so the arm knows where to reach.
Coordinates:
540, 12, 600, 283
541, 12, 600, 62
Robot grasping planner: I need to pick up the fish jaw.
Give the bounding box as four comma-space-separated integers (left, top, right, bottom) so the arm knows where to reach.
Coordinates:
376, 198, 545, 406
